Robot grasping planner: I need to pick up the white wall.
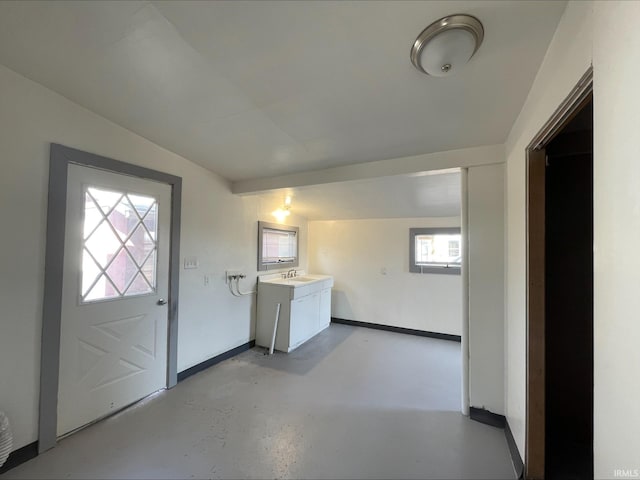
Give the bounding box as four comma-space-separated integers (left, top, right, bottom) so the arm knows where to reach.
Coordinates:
592, 2, 640, 476
468, 164, 505, 415
504, 0, 593, 458
497, 0, 640, 470
308, 217, 462, 336
504, 0, 593, 459
307, 165, 506, 415
0, 63, 307, 451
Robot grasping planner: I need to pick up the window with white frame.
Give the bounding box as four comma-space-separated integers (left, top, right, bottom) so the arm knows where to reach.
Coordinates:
409, 227, 461, 274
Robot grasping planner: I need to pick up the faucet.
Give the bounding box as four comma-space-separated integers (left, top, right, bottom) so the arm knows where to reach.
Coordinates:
286, 269, 297, 278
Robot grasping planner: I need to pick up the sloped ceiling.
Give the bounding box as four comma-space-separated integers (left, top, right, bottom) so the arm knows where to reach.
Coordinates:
0, 0, 565, 183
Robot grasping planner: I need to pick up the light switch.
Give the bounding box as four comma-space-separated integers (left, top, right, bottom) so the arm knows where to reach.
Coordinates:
184, 257, 199, 269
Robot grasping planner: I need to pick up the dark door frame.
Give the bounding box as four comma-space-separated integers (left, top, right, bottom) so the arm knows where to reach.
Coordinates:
39, 144, 182, 453
525, 67, 593, 479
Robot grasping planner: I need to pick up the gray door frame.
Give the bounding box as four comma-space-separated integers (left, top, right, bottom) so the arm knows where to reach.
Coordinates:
39, 144, 182, 453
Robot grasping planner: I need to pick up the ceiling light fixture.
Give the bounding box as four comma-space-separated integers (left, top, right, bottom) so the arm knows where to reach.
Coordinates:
272, 195, 292, 222
410, 14, 484, 77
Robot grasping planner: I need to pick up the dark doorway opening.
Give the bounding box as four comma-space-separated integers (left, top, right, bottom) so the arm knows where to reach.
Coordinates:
544, 99, 593, 480
526, 68, 593, 480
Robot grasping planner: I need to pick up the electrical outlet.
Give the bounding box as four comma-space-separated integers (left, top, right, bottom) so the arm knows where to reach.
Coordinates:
225, 270, 242, 284
204, 275, 210, 286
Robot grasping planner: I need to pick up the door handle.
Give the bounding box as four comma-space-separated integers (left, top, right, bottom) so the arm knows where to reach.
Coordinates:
157, 299, 168, 306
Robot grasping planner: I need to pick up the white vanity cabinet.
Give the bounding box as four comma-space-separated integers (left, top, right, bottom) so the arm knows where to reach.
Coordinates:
256, 274, 333, 353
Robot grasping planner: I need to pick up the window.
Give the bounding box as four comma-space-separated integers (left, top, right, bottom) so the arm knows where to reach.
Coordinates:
81, 186, 158, 302
448, 239, 460, 258
258, 221, 299, 271
409, 227, 461, 275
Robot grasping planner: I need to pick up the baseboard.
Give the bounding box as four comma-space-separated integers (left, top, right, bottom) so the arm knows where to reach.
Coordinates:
177, 340, 255, 382
469, 408, 523, 479
469, 406, 506, 428
331, 317, 461, 342
0, 441, 38, 474
505, 419, 524, 479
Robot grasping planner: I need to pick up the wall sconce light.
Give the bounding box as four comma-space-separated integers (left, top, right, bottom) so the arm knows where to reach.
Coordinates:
272, 195, 292, 222
410, 14, 484, 77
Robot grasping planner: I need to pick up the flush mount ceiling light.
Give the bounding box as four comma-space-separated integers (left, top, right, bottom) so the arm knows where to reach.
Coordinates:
272, 195, 292, 222
410, 14, 484, 77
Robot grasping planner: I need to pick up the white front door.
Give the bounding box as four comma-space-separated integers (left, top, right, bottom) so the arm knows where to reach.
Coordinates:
57, 164, 171, 436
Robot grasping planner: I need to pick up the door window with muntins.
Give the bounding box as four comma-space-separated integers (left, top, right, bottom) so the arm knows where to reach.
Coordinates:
81, 186, 158, 303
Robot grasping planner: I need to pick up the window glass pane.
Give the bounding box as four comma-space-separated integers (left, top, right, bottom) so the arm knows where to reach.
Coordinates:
81, 186, 158, 303
104, 248, 137, 295
87, 187, 122, 215
126, 272, 153, 296
140, 250, 157, 288
448, 240, 460, 258
84, 274, 119, 302
415, 233, 461, 266
107, 196, 136, 242
127, 193, 155, 218
262, 228, 297, 263
142, 203, 158, 241
85, 221, 120, 268
81, 249, 103, 297
127, 224, 155, 267
415, 236, 433, 264
83, 192, 102, 239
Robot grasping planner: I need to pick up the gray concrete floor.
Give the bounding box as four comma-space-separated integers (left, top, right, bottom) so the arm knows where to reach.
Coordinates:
3, 324, 516, 479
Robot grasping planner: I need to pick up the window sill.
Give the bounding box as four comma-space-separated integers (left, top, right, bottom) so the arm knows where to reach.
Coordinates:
410, 265, 461, 275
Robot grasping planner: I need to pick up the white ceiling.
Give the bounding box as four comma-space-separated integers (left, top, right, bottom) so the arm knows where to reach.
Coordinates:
254, 170, 461, 221
0, 0, 565, 183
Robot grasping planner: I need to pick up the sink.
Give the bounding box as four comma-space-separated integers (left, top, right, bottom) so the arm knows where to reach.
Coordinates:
259, 273, 334, 301
260, 273, 333, 290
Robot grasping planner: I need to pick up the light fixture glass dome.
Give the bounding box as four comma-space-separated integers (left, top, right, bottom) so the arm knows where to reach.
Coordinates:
418, 28, 476, 77
411, 14, 484, 77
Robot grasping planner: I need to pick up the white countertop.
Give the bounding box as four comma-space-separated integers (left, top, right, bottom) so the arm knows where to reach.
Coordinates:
259, 273, 332, 287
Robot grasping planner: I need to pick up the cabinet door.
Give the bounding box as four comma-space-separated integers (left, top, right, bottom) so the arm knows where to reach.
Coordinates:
290, 293, 320, 348
319, 288, 331, 329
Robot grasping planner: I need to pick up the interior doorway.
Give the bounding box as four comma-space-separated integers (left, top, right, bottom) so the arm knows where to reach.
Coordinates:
544, 100, 593, 480
526, 68, 593, 479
